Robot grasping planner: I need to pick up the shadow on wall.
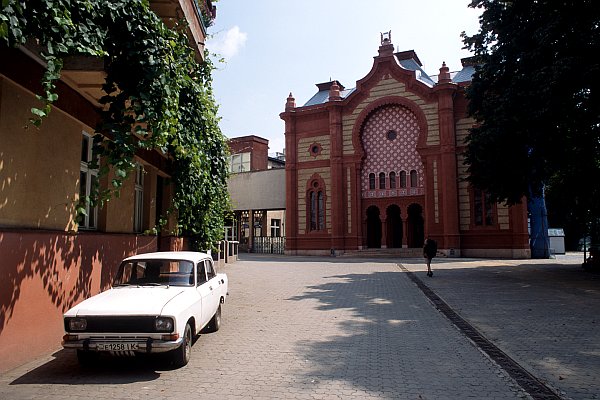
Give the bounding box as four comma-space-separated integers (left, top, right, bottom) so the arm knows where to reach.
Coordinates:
0, 230, 157, 333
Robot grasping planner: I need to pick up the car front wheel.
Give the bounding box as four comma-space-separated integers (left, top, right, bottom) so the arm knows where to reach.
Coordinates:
171, 323, 192, 367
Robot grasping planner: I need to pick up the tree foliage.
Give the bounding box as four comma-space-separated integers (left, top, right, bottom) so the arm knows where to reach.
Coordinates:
0, 0, 230, 249
462, 0, 600, 244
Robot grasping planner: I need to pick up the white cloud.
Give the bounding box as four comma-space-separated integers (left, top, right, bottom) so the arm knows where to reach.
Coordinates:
208, 26, 247, 59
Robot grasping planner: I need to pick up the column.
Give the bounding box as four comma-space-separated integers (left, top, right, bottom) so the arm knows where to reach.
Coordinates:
328, 82, 345, 251
282, 93, 297, 253
434, 62, 460, 250
402, 209, 408, 248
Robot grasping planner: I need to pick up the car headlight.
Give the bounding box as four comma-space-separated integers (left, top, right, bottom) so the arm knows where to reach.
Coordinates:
155, 317, 174, 332
68, 318, 87, 331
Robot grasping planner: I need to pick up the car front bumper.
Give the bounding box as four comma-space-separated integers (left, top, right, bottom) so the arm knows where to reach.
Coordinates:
62, 336, 184, 353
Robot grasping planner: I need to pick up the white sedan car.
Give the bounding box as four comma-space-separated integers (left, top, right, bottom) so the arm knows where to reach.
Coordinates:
62, 251, 228, 367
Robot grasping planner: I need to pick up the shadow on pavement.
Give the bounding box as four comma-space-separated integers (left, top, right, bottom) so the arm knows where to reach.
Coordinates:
282, 256, 599, 399
9, 349, 179, 385
284, 269, 526, 398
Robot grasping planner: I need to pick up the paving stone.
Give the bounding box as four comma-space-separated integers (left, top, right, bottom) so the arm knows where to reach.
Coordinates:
0, 255, 546, 399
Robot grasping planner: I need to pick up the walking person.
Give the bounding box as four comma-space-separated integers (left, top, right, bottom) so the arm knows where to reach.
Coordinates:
423, 238, 437, 277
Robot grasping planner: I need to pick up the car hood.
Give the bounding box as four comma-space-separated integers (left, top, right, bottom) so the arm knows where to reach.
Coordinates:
68, 286, 186, 317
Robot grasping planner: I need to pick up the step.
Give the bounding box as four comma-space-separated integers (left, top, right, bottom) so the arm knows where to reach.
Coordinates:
340, 248, 424, 258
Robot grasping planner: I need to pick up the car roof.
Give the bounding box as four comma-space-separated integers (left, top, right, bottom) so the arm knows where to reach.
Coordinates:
123, 251, 210, 263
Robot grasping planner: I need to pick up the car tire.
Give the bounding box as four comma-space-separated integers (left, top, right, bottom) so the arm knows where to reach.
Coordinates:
76, 349, 98, 366
172, 323, 192, 367
207, 304, 222, 333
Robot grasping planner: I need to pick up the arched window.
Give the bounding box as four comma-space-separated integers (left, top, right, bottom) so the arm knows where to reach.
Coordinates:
317, 191, 324, 229
369, 173, 376, 190
400, 171, 407, 188
309, 180, 326, 231
410, 170, 418, 188
379, 172, 386, 189
389, 171, 396, 189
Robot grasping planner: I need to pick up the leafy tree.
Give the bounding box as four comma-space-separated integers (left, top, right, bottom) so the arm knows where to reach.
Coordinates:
462, 0, 600, 250
0, 0, 230, 249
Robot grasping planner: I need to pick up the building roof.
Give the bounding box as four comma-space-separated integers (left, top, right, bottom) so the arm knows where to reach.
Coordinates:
395, 56, 436, 86
301, 50, 481, 107
228, 135, 269, 144
303, 87, 356, 107
451, 65, 476, 83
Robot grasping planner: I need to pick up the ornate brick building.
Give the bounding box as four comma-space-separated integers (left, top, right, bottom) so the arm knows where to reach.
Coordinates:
281, 34, 530, 258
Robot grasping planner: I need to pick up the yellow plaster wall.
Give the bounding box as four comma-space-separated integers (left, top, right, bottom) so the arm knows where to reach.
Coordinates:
101, 169, 136, 233
342, 77, 440, 155
298, 135, 331, 162
297, 168, 331, 235
0, 77, 81, 231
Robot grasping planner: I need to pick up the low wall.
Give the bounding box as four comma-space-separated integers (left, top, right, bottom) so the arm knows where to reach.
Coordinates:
0, 229, 157, 373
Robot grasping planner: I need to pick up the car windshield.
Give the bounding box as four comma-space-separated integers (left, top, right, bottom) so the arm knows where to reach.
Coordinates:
113, 259, 194, 287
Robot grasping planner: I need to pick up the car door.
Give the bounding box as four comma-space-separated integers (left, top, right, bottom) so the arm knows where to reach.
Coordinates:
203, 259, 221, 321
195, 260, 212, 331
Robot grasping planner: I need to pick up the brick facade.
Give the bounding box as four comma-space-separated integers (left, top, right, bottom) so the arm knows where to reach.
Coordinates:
281, 39, 530, 257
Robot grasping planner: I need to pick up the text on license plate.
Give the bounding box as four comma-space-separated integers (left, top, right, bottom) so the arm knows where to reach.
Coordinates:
97, 342, 139, 351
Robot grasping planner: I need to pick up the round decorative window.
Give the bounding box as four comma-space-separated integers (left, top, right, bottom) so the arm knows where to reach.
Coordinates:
386, 130, 397, 141
309, 143, 322, 156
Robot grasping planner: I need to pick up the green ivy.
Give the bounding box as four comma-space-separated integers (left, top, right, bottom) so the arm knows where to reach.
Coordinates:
1, 0, 230, 249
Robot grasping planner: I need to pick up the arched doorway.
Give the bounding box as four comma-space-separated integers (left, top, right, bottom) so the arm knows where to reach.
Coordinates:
386, 205, 402, 248
407, 203, 424, 248
366, 206, 382, 248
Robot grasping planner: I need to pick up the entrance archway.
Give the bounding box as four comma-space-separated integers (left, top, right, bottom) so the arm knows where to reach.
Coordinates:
407, 203, 424, 248
386, 205, 402, 248
366, 206, 382, 248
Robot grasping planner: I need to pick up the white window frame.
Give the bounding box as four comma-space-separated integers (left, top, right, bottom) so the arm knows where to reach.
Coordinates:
79, 131, 98, 230
228, 152, 251, 173
224, 218, 238, 241
270, 218, 281, 237
134, 164, 144, 232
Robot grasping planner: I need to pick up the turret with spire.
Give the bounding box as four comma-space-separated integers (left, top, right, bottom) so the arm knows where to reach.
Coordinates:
285, 92, 296, 110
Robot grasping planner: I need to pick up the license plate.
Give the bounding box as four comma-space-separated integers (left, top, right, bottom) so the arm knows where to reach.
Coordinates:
97, 342, 139, 351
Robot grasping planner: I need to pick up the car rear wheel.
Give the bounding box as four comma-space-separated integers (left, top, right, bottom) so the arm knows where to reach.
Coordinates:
171, 323, 192, 367
207, 304, 222, 333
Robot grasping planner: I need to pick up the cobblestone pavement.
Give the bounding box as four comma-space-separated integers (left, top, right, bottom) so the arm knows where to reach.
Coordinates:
0, 256, 531, 399
401, 253, 600, 400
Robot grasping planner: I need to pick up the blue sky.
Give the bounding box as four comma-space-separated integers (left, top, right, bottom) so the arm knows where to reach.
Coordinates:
207, 1, 482, 155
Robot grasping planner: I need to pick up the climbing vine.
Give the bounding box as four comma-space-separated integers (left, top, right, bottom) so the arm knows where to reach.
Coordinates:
1, 0, 230, 249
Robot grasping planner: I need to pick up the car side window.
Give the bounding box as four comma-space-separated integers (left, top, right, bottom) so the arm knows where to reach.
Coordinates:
197, 262, 207, 285
205, 259, 216, 280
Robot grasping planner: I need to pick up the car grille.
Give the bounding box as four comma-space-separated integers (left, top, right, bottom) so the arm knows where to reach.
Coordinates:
64, 316, 164, 333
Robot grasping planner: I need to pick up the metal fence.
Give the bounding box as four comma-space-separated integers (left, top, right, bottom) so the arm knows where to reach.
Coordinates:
253, 236, 286, 254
